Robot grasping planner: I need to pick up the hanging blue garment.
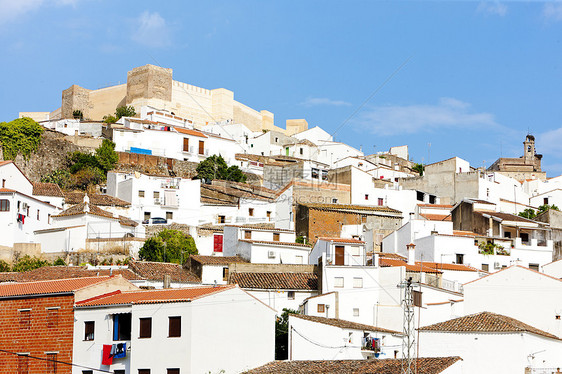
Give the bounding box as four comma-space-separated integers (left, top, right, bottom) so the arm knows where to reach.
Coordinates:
113, 342, 126, 358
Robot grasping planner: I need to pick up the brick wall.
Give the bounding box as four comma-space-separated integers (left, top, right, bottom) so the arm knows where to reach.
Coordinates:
0, 295, 75, 373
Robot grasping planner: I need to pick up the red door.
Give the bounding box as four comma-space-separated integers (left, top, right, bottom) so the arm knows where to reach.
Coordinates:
335, 246, 345, 265
213, 234, 223, 252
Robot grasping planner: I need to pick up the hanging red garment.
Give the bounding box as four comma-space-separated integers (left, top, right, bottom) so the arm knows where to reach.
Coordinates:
102, 344, 113, 365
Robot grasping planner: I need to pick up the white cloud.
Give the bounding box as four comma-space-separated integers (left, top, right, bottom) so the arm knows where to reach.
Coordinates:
538, 127, 562, 156
477, 1, 508, 17
131, 11, 171, 48
0, 0, 43, 24
301, 97, 352, 107
543, 2, 562, 21
355, 97, 503, 136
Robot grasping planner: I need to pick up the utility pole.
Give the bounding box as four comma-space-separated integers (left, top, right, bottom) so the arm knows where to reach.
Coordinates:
398, 277, 416, 374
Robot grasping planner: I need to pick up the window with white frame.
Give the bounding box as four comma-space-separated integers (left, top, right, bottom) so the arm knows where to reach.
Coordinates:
350, 246, 361, 256
353, 277, 363, 288
353, 308, 360, 317
334, 277, 344, 288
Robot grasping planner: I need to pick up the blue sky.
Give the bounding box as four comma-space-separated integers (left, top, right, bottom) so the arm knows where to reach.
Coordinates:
2, 1, 562, 175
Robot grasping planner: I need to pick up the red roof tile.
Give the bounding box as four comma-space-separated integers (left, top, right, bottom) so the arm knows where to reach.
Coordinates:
32, 182, 64, 197
419, 213, 451, 221
129, 260, 200, 283
174, 127, 207, 138
229, 272, 318, 290
0, 276, 115, 297
420, 311, 559, 340
189, 255, 248, 266
378, 258, 442, 274
239, 239, 311, 248
64, 192, 130, 207
292, 314, 401, 334
0, 266, 143, 282
317, 237, 365, 244
77, 285, 235, 306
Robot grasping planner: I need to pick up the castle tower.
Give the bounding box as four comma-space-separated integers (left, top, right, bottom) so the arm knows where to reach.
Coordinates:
523, 134, 535, 162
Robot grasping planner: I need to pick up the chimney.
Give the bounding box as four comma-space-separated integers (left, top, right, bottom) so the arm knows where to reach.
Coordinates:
372, 252, 379, 268
163, 274, 171, 289
407, 243, 416, 265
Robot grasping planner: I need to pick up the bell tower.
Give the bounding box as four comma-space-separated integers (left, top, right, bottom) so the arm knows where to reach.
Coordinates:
523, 134, 535, 162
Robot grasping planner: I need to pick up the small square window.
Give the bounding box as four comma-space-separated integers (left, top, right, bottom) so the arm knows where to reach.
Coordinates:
288, 291, 295, 300
248, 208, 254, 216
139, 318, 152, 338
332, 198, 338, 203
244, 230, 252, 239
334, 277, 344, 288
353, 308, 360, 317
138, 190, 145, 198
84, 321, 95, 341
166, 211, 173, 220
218, 215, 225, 224
153, 191, 160, 199
353, 277, 363, 288
378, 198, 384, 206
365, 194, 369, 200
317, 304, 325, 313
273, 233, 280, 242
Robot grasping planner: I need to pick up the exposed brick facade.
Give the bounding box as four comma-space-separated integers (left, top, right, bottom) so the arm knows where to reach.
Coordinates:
0, 294, 75, 373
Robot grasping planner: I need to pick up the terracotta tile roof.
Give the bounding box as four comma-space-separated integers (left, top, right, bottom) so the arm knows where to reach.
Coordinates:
377, 252, 407, 260
0, 188, 16, 193
246, 357, 462, 374
117, 215, 139, 227
200, 196, 237, 206
32, 182, 64, 198
239, 239, 311, 248
128, 260, 200, 283
190, 255, 248, 266
317, 237, 365, 244
55, 202, 115, 219
468, 199, 496, 205
229, 272, 318, 290
0, 276, 114, 298
413, 262, 480, 272
474, 211, 540, 224
301, 202, 402, 215
292, 314, 402, 334
0, 266, 143, 283
201, 184, 276, 202
452, 230, 478, 237
419, 213, 451, 221
378, 258, 442, 274
174, 126, 207, 138
77, 285, 235, 306
420, 311, 560, 340
64, 192, 130, 207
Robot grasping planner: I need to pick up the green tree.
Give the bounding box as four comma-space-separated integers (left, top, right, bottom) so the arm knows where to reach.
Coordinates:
41, 169, 71, 189
53, 258, 66, 266
196, 155, 247, 183
12, 255, 50, 272
412, 163, 424, 176
538, 204, 560, 214
103, 114, 118, 124
138, 229, 198, 264
0, 117, 44, 160
95, 139, 119, 173
73, 110, 84, 120
0, 260, 11, 272
275, 308, 299, 337
519, 208, 537, 219
115, 105, 136, 119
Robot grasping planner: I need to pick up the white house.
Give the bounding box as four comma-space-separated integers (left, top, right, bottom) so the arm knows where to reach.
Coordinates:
187, 254, 249, 285
463, 265, 562, 339
288, 314, 403, 361
419, 311, 562, 374
32, 182, 65, 208
542, 258, 562, 278
292, 126, 333, 145
73, 285, 276, 374
107, 171, 201, 225
223, 225, 311, 264
34, 195, 145, 255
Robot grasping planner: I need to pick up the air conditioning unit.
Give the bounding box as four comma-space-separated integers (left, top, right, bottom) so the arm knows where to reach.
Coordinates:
494, 262, 501, 269
268, 250, 276, 259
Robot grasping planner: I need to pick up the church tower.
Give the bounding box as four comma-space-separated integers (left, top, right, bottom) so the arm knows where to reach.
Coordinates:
523, 134, 535, 162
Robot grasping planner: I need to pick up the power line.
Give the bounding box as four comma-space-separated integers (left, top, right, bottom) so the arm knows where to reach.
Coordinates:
0, 348, 113, 373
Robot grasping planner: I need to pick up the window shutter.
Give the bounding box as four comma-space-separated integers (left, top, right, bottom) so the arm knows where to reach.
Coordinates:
169, 316, 181, 337
139, 318, 152, 338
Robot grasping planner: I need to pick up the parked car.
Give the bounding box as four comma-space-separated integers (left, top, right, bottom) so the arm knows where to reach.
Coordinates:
142, 217, 168, 225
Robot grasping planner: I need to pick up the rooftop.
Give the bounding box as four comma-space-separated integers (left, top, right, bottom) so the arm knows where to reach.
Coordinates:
229, 272, 318, 290
189, 255, 249, 266
292, 314, 401, 335
77, 285, 235, 307
64, 192, 130, 207
32, 182, 64, 198
0, 276, 115, 298
317, 237, 366, 244
378, 258, 442, 274
419, 213, 451, 222
129, 260, 200, 283
301, 202, 401, 215
0, 266, 143, 283
246, 357, 462, 374
420, 311, 559, 340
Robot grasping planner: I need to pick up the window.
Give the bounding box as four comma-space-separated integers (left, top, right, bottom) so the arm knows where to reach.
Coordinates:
275, 137, 279, 143
139, 318, 152, 338
139, 370, 151, 374
266, 211, 271, 219
113, 313, 132, 341
288, 291, 295, 300
416, 191, 424, 201
144, 212, 151, 221
378, 198, 384, 206
455, 254, 464, 264
84, 321, 95, 341
295, 255, 303, 264
166, 211, 173, 220
317, 304, 325, 313
19, 310, 30, 330
1, 179, 4, 188
520, 233, 530, 243
17, 354, 28, 374
334, 277, 344, 288
183, 138, 189, 152
353, 277, 363, 288
248, 208, 254, 216
504, 232, 511, 238
300, 148, 303, 155
169, 316, 181, 338
153, 191, 160, 199
311, 168, 319, 179
47, 308, 59, 328
481, 264, 489, 272
168, 370, 180, 374
529, 263, 540, 272
218, 215, 225, 224
48, 214, 51, 224
353, 308, 360, 317
26, 206, 29, 216
222, 267, 229, 281
332, 198, 338, 203
273, 233, 280, 242
365, 194, 369, 200
198, 140, 204, 155
46, 353, 57, 374
544, 197, 549, 205
244, 230, 251, 239
322, 170, 328, 181
139, 190, 145, 198
114, 371, 126, 374
82, 371, 93, 374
